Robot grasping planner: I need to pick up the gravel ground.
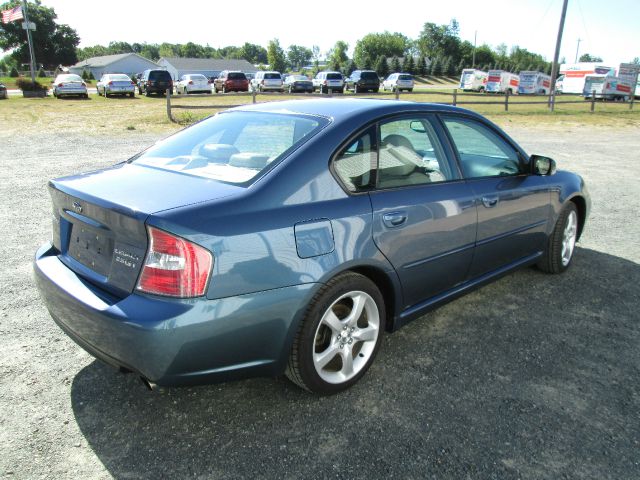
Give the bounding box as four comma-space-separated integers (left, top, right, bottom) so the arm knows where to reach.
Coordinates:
0, 122, 638, 480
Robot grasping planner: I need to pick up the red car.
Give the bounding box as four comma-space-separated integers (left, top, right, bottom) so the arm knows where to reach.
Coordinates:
213, 71, 249, 93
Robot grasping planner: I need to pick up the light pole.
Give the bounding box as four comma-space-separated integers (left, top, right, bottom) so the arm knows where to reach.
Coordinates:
549, 0, 569, 112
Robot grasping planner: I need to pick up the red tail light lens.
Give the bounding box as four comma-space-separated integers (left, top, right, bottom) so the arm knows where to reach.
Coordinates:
189, 80, 193, 85
108, 81, 114, 85
137, 227, 212, 298
58, 83, 64, 87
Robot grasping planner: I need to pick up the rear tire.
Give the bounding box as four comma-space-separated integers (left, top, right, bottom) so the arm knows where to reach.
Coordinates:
285, 272, 386, 394
537, 203, 579, 274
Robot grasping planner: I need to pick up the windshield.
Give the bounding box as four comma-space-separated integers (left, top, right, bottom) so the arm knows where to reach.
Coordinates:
291, 75, 308, 81
133, 111, 328, 185
264, 73, 281, 79
56, 74, 83, 82
398, 74, 412, 81
190, 74, 208, 81
361, 72, 378, 79
149, 71, 171, 80
109, 74, 132, 81
228, 72, 246, 80
326, 73, 342, 80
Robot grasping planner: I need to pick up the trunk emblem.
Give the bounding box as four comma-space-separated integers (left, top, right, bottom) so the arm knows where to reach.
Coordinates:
72, 201, 83, 213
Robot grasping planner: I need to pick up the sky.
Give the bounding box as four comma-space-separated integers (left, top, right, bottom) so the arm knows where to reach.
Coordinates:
29, 0, 640, 67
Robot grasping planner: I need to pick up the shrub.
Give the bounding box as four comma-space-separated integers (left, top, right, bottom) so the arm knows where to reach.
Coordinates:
88, 71, 95, 80
81, 69, 89, 80
37, 68, 47, 78
10, 67, 19, 77
17, 78, 48, 91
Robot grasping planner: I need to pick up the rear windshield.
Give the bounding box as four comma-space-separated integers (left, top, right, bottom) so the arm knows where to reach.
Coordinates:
57, 74, 83, 82
228, 72, 246, 80
110, 74, 132, 81
398, 74, 413, 81
264, 73, 281, 79
360, 72, 378, 79
132, 111, 328, 185
326, 73, 342, 80
149, 70, 171, 80
190, 74, 208, 81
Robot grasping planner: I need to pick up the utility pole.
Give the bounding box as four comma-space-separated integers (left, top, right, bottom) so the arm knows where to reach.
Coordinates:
549, 0, 569, 112
22, 0, 37, 83
575, 38, 581, 63
472, 31, 477, 68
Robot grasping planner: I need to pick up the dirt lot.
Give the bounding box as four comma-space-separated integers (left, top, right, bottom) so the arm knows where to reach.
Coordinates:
0, 110, 638, 479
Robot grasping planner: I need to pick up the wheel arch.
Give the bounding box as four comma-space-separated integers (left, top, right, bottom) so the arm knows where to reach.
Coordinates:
569, 195, 587, 240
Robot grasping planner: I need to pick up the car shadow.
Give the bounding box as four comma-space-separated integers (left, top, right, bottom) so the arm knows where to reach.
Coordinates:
70, 247, 640, 478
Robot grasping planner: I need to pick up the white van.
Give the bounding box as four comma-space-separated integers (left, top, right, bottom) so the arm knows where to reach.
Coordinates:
313, 71, 345, 94
583, 75, 632, 101
459, 69, 487, 92
518, 71, 551, 95
485, 70, 519, 94
250, 71, 283, 92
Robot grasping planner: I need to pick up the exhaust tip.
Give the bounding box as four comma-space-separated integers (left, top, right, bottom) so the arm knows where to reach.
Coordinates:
140, 376, 157, 391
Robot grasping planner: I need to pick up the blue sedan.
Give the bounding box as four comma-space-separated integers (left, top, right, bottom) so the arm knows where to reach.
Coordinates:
34, 99, 590, 394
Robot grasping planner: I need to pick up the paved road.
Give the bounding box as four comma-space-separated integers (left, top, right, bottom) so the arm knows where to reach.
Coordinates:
0, 124, 638, 479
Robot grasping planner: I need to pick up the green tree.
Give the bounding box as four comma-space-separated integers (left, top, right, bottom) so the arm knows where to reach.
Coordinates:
579, 53, 603, 62
354, 32, 410, 68
180, 42, 205, 58
287, 44, 312, 71
417, 20, 461, 64
240, 42, 268, 64
37, 67, 46, 77
346, 59, 357, 76
402, 56, 415, 74
375, 55, 388, 78
9, 66, 19, 77
327, 40, 349, 72
267, 39, 286, 73
430, 57, 441, 76
390, 56, 401, 73
0, 1, 79, 68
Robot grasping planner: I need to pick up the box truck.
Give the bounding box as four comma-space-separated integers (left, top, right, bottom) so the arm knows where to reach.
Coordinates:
459, 69, 487, 92
583, 75, 632, 101
485, 70, 519, 94
557, 63, 615, 94
518, 71, 551, 94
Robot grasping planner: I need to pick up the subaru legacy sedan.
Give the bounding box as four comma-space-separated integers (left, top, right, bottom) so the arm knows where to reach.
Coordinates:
34, 99, 589, 394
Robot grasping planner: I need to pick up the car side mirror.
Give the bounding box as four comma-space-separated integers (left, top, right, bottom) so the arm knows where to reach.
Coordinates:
531, 154, 556, 175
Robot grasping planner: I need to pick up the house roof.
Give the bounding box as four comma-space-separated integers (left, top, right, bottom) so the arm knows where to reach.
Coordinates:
159, 57, 257, 72
70, 53, 158, 69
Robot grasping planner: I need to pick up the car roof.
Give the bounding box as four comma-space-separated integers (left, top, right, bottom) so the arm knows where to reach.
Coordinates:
232, 98, 479, 123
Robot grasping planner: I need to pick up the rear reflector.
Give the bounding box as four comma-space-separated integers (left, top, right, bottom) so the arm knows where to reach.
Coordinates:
137, 226, 212, 297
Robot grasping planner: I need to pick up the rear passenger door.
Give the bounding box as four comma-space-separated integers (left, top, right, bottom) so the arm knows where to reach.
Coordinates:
367, 115, 477, 310
440, 115, 551, 277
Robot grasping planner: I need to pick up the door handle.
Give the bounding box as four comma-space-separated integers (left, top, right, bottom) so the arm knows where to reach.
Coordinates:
481, 195, 499, 208
382, 212, 407, 228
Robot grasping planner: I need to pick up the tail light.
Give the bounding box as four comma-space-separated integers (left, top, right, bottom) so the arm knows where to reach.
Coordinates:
58, 83, 64, 87
130, 81, 135, 85
137, 226, 213, 298
189, 80, 193, 85
148, 80, 155, 86
261, 80, 265, 85
82, 82, 86, 87
108, 81, 114, 86
323, 80, 327, 85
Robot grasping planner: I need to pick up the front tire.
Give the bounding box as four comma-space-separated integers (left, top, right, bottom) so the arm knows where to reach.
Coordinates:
286, 272, 386, 394
538, 203, 579, 273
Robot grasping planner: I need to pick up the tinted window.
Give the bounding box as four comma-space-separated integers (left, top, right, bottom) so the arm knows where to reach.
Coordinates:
228, 72, 246, 80
190, 74, 208, 81
333, 129, 375, 192
326, 73, 342, 80
442, 116, 522, 178
378, 117, 452, 188
56, 74, 83, 82
361, 72, 378, 80
133, 112, 327, 185
398, 74, 413, 81
110, 74, 131, 81
149, 70, 171, 81
264, 73, 281, 79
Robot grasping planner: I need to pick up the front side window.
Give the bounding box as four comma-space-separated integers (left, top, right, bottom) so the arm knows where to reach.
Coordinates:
441, 116, 522, 178
377, 117, 453, 188
133, 112, 328, 185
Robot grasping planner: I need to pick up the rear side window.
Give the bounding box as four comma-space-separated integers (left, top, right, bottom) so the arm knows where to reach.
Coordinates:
333, 129, 376, 192
228, 72, 246, 80
133, 112, 327, 185
441, 116, 522, 178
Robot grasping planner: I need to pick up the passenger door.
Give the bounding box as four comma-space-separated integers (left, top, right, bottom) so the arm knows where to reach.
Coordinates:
440, 115, 551, 277
366, 115, 477, 309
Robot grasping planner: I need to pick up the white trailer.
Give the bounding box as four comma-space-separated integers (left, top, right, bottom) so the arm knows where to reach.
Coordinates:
518, 71, 551, 94
583, 75, 632, 101
485, 70, 519, 94
557, 63, 615, 94
459, 69, 487, 92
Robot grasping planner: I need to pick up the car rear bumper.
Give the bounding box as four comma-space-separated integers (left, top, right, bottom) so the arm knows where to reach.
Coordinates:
34, 242, 315, 386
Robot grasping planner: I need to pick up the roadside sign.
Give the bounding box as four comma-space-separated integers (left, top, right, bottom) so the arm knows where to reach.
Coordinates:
21, 21, 35, 30
619, 63, 639, 84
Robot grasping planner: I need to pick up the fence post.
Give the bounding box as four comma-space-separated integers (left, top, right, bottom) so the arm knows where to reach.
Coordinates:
630, 92, 635, 110
252, 88, 257, 104
590, 89, 596, 113
453, 89, 457, 106
395, 87, 400, 100
505, 88, 510, 111
166, 88, 177, 123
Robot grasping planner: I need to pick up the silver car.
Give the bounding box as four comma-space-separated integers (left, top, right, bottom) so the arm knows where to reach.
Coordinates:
382, 73, 414, 92
52, 74, 88, 99
97, 73, 136, 97
313, 71, 344, 94
176, 74, 211, 94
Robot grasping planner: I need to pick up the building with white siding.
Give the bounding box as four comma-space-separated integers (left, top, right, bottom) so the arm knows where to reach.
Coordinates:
158, 57, 258, 80
68, 53, 160, 79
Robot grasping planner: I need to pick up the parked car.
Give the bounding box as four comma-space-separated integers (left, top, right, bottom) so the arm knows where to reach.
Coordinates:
96, 73, 136, 97
0, 82, 7, 99
137, 69, 173, 96
175, 74, 211, 94
382, 73, 415, 92
345, 70, 380, 93
34, 99, 590, 395
283, 74, 313, 93
313, 71, 344, 93
214, 71, 249, 93
51, 74, 88, 99
250, 71, 283, 92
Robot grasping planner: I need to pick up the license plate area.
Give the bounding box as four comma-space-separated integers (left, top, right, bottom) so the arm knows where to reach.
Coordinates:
68, 224, 113, 276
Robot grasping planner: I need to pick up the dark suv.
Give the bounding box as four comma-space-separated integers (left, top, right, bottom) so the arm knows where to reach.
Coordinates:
345, 70, 380, 93
137, 69, 173, 96
213, 71, 249, 93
